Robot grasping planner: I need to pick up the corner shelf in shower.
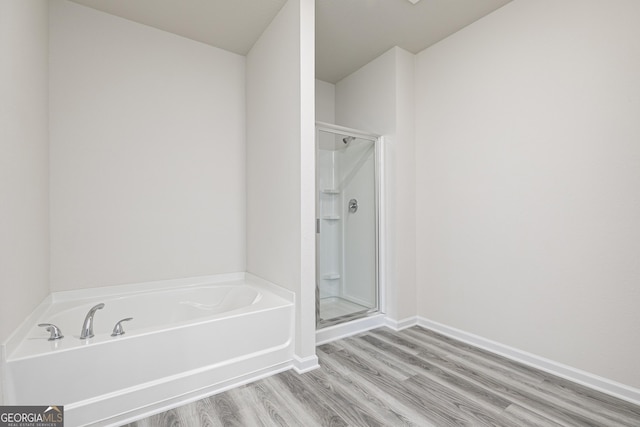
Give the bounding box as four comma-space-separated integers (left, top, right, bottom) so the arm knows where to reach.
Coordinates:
322, 273, 341, 280
322, 215, 340, 220
320, 189, 340, 194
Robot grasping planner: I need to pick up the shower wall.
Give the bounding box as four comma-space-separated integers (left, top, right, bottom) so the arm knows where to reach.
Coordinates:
342, 145, 376, 306
316, 129, 377, 324
317, 131, 376, 305
49, 0, 246, 291
317, 139, 342, 299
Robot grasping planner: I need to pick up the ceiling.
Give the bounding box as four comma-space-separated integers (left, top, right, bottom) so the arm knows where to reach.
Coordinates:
70, 0, 512, 83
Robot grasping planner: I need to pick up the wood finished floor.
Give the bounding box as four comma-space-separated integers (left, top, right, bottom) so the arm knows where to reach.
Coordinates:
124, 326, 640, 426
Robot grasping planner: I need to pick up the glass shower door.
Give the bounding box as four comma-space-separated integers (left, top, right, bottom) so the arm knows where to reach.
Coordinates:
316, 125, 378, 328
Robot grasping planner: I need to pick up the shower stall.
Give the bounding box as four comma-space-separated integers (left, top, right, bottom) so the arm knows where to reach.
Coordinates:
316, 123, 380, 328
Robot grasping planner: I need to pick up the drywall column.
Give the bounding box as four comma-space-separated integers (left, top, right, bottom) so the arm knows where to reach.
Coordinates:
299, 0, 316, 368
246, 0, 317, 370
336, 47, 416, 325
392, 48, 417, 324
416, 0, 640, 392
0, 1, 49, 346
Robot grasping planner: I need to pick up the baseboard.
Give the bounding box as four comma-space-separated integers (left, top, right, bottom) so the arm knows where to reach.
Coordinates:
292, 354, 320, 374
384, 316, 418, 331
316, 314, 386, 345
416, 316, 640, 407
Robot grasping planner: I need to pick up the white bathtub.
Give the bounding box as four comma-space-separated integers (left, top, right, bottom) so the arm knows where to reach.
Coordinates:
1, 273, 294, 426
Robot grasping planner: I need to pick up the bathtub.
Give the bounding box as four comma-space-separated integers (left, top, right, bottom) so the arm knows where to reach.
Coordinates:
1, 273, 294, 426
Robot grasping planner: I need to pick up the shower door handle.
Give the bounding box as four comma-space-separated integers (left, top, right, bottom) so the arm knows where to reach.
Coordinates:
316, 218, 320, 233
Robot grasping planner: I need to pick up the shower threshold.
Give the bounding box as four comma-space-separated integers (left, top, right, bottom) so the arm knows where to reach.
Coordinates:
318, 296, 376, 328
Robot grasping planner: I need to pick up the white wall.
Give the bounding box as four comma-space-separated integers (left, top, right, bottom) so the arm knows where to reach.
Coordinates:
246, 0, 316, 365
0, 1, 50, 346
336, 49, 396, 135
315, 79, 335, 123
49, 0, 246, 290
246, 0, 301, 298
335, 47, 416, 323
416, 0, 640, 389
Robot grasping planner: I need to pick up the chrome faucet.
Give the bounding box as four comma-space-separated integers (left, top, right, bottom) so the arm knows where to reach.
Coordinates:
80, 303, 105, 339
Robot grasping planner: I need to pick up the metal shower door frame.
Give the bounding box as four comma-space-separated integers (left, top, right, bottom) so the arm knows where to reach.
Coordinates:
315, 122, 382, 329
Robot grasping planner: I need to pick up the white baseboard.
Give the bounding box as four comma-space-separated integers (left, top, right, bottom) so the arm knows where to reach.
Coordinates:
292, 354, 320, 373
384, 316, 418, 331
416, 316, 640, 407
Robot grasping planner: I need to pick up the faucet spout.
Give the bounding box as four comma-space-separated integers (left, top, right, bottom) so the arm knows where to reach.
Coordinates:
80, 303, 105, 339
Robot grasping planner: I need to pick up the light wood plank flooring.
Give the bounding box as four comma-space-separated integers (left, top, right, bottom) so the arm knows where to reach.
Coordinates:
124, 326, 640, 426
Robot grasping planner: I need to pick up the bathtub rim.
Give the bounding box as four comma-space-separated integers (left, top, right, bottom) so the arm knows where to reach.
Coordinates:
1, 272, 294, 362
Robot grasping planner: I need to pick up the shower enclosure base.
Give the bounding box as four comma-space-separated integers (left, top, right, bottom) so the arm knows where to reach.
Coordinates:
317, 296, 379, 330
316, 313, 386, 345
319, 296, 369, 320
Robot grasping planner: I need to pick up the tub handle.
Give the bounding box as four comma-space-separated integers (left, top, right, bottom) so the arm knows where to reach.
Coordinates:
111, 318, 133, 337
38, 323, 64, 341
